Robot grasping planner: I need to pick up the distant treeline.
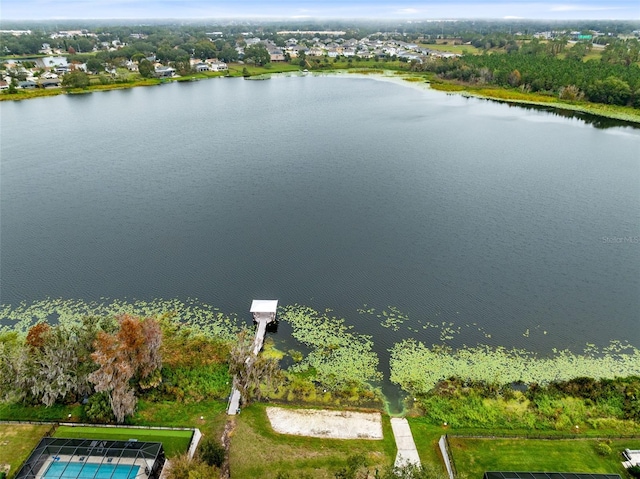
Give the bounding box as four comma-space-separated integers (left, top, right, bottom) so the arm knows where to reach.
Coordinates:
418, 39, 640, 107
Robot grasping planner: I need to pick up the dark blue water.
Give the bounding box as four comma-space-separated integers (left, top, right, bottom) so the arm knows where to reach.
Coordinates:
1, 75, 639, 359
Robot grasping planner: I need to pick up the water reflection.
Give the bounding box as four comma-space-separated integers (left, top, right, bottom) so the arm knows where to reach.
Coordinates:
500, 100, 640, 130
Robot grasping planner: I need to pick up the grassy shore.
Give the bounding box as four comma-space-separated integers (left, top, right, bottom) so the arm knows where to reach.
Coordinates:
2, 62, 638, 126
428, 81, 640, 124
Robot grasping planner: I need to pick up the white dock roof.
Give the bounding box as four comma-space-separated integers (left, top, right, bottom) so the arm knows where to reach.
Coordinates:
250, 299, 279, 313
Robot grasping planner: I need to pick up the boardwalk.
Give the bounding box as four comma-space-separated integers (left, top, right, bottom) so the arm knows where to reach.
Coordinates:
390, 418, 421, 468
227, 300, 278, 415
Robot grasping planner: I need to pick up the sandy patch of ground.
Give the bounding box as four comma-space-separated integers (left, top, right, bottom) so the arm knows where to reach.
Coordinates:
266, 407, 383, 440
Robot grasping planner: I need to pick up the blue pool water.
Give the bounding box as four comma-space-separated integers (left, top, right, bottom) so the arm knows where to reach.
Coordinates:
43, 461, 140, 479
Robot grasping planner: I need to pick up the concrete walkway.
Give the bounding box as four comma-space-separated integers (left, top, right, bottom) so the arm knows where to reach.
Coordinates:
390, 418, 421, 468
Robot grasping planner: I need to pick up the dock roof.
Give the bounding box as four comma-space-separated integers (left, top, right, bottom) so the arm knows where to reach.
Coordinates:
250, 299, 278, 313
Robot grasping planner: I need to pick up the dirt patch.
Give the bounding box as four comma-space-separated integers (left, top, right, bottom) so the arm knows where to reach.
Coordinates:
219, 417, 236, 479
266, 407, 383, 440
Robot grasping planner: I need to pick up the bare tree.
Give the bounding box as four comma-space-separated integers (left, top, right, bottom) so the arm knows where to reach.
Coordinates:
89, 314, 162, 422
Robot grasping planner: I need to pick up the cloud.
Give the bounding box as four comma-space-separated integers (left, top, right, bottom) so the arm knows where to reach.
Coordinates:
550, 4, 624, 11
395, 8, 420, 14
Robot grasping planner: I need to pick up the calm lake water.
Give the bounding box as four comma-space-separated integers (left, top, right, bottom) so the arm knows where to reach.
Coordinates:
1, 75, 639, 363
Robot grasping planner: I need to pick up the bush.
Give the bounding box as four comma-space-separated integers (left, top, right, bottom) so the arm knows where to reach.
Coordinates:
165, 453, 217, 479
595, 442, 612, 456
198, 438, 225, 467
334, 453, 367, 479
627, 466, 640, 479
84, 392, 115, 423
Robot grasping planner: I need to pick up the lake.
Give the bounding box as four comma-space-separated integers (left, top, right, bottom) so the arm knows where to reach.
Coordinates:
1, 74, 639, 371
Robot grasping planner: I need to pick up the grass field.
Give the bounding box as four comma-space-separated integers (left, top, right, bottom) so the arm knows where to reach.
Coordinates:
420, 42, 482, 55
0, 424, 53, 479
449, 437, 640, 479
53, 425, 193, 457
229, 404, 397, 479
0, 402, 83, 422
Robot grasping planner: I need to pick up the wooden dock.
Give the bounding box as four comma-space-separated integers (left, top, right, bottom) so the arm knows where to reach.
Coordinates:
227, 300, 278, 415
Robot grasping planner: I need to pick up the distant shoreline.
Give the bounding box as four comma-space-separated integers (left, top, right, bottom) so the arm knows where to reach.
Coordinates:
3, 66, 639, 125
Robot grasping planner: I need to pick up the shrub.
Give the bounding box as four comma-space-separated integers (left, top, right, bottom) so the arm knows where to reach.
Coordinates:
558, 85, 584, 101
165, 453, 217, 479
334, 453, 367, 479
595, 442, 612, 456
84, 392, 115, 423
627, 466, 640, 479
198, 438, 225, 467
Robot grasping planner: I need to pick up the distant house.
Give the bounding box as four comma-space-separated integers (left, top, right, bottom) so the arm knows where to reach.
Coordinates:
35, 56, 68, 70
0, 81, 9, 90
18, 80, 37, 89
209, 61, 228, 72
269, 49, 285, 62
154, 66, 175, 78
307, 47, 324, 57
194, 62, 210, 72
39, 78, 61, 88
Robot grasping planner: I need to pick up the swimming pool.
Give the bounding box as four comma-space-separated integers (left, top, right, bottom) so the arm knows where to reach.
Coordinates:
42, 461, 141, 479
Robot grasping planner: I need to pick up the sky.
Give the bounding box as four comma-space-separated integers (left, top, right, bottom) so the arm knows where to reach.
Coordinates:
1, 0, 639, 21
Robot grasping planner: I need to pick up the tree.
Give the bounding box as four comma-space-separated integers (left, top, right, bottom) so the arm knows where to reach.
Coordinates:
0, 332, 28, 402
61, 71, 90, 89
588, 76, 631, 105
507, 69, 521, 87
138, 59, 154, 78
25, 326, 85, 406
244, 44, 270, 66
219, 44, 238, 63
86, 57, 103, 74
228, 329, 282, 404
89, 314, 162, 423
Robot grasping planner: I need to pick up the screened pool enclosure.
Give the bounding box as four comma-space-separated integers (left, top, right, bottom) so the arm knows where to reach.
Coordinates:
15, 437, 165, 479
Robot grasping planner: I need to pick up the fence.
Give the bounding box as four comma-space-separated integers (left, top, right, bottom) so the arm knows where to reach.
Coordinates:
447, 433, 640, 440
439, 434, 457, 479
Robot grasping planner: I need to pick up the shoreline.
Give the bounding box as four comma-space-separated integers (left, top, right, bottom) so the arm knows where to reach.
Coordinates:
2, 66, 639, 126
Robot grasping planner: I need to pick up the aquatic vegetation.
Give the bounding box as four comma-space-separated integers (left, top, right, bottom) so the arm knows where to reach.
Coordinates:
279, 305, 382, 390
0, 298, 240, 341
389, 339, 640, 395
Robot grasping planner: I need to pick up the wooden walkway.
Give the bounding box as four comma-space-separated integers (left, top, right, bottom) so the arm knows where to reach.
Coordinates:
227, 300, 278, 415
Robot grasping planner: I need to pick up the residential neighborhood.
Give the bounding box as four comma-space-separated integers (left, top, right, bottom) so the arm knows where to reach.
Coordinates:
0, 25, 484, 89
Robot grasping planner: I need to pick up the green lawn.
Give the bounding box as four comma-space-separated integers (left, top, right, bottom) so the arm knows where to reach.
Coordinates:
420, 43, 482, 55
449, 437, 640, 479
53, 425, 193, 457
407, 417, 451, 466
229, 404, 397, 479
0, 424, 53, 479
0, 402, 83, 422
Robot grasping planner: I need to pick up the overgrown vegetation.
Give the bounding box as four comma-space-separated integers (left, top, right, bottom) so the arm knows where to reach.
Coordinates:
0, 299, 238, 423
416, 38, 640, 107
1, 300, 639, 477
390, 339, 640, 394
